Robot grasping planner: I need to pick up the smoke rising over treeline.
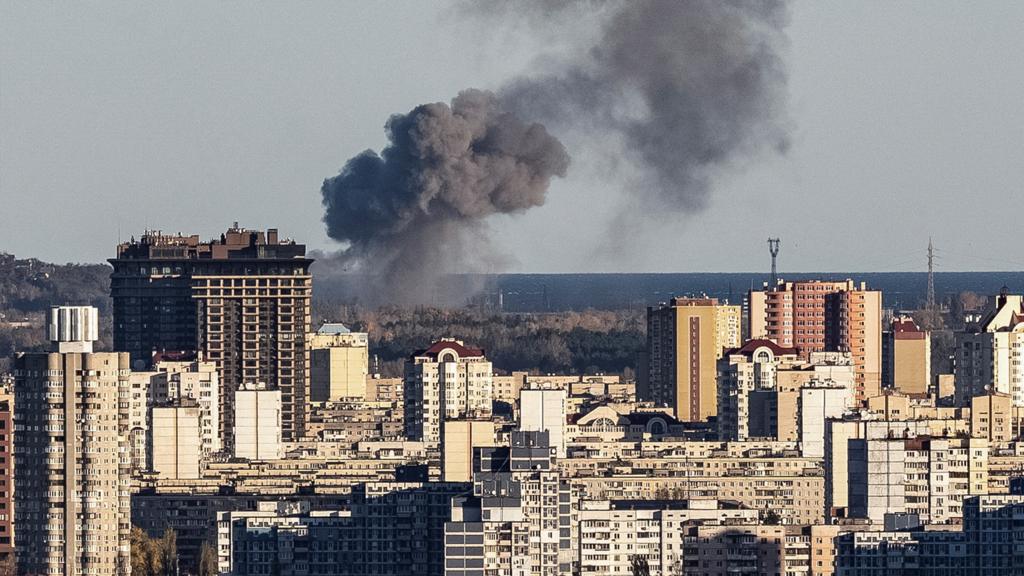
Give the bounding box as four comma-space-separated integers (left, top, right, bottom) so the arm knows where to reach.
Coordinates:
320, 0, 791, 305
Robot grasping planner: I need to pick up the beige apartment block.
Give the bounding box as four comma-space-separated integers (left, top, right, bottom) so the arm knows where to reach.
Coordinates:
441, 419, 495, 482
646, 298, 742, 421
404, 339, 492, 447
577, 499, 760, 575
847, 435, 988, 525
233, 384, 283, 460
308, 323, 369, 402
883, 316, 931, 395
13, 306, 131, 575
955, 293, 1024, 406
519, 386, 568, 457
151, 403, 202, 479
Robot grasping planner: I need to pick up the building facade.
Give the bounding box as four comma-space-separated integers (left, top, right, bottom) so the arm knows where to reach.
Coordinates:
13, 306, 131, 575
954, 292, 1024, 406
882, 316, 931, 396
404, 339, 492, 447
308, 323, 369, 402
109, 224, 312, 444
646, 298, 742, 421
749, 280, 882, 404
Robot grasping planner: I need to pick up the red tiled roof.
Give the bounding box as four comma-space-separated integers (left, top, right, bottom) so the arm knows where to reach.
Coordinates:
892, 316, 922, 333
413, 339, 485, 360
724, 339, 798, 357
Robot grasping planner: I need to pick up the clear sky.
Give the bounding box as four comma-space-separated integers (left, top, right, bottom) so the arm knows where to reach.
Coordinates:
2, 1, 1022, 272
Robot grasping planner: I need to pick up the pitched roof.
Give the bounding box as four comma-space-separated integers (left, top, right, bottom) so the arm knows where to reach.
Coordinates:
413, 339, 485, 360
723, 339, 798, 357
317, 323, 351, 335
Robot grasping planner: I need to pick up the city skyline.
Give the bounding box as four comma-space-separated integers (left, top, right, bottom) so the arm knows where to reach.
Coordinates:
2, 1, 1023, 273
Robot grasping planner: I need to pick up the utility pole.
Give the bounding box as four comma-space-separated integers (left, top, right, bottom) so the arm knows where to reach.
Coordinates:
767, 238, 781, 288
927, 238, 936, 311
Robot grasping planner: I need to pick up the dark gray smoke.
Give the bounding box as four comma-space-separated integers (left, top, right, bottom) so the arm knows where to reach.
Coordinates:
494, 0, 790, 211
321, 1, 789, 304
321, 89, 569, 305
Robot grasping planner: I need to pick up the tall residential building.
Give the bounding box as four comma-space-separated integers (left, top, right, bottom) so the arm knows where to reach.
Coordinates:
882, 316, 931, 395
576, 499, 760, 575
717, 341, 855, 449
954, 292, 1024, 406
12, 306, 131, 575
749, 279, 882, 404
233, 384, 282, 460
308, 323, 369, 402
446, 431, 574, 576
0, 389, 12, 567
109, 224, 312, 444
646, 298, 742, 421
848, 436, 988, 525
404, 339, 492, 447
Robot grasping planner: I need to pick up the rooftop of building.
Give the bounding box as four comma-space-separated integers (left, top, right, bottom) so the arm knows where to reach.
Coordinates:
723, 339, 799, 357
411, 338, 485, 360
605, 499, 745, 511
316, 323, 352, 335
112, 223, 309, 261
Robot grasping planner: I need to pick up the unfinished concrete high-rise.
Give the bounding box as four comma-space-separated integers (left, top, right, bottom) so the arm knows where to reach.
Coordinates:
13, 306, 131, 575
109, 224, 313, 444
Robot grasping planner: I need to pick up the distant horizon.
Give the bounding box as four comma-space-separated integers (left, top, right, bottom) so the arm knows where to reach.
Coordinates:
2, 248, 1021, 276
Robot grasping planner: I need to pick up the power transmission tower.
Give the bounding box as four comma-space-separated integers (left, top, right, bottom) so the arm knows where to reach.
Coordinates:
927, 238, 936, 311
768, 238, 781, 288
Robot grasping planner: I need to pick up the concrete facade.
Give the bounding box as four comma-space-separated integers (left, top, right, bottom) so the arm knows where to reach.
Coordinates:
233, 384, 283, 460
308, 323, 369, 402
647, 298, 742, 422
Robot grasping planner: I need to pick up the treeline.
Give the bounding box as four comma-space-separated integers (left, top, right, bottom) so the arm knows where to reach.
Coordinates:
0, 254, 113, 371
315, 305, 645, 377
0, 253, 111, 313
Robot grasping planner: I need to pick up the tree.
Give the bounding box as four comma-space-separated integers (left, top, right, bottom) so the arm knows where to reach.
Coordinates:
130, 526, 179, 576
198, 541, 218, 576
631, 556, 651, 576
762, 509, 782, 525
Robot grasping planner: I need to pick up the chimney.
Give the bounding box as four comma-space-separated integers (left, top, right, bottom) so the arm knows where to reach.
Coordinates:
267, 228, 279, 244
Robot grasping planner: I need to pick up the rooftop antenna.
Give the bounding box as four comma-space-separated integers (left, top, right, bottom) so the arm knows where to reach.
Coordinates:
767, 238, 781, 288
927, 238, 936, 311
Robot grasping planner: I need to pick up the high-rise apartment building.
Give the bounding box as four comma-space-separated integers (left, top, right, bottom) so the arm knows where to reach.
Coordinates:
882, 316, 931, 395
13, 306, 131, 575
446, 431, 574, 576
848, 436, 988, 525
308, 323, 369, 402
404, 339, 492, 447
718, 342, 855, 454
645, 298, 742, 421
954, 292, 1024, 406
109, 224, 312, 444
0, 388, 12, 567
749, 280, 882, 404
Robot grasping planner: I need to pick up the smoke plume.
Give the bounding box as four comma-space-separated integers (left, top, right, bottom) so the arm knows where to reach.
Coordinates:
321, 0, 789, 303
320, 89, 569, 305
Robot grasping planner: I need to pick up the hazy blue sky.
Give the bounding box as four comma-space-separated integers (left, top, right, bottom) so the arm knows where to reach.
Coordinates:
2, 1, 1022, 272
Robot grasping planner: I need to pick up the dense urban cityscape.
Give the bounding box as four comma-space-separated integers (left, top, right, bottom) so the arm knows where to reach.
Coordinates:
4, 1, 1022, 574
0, 225, 1021, 575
